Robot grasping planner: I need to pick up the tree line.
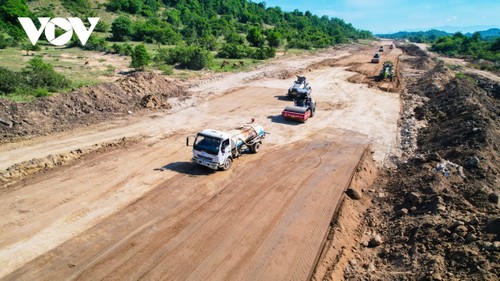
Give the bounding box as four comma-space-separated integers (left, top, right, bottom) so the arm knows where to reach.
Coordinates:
431, 32, 500, 70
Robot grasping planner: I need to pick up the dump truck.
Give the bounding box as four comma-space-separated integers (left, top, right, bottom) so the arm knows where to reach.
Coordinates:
371, 53, 380, 63
282, 90, 316, 122
376, 61, 394, 81
187, 124, 266, 171
287, 76, 311, 99
379, 46, 384, 52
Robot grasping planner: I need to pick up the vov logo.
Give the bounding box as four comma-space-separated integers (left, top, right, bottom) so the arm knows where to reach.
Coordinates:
18, 17, 100, 46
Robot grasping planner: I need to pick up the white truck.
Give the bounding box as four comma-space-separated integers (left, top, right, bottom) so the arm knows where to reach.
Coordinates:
186, 124, 266, 170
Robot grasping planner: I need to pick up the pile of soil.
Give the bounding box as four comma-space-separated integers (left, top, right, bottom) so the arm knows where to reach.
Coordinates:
0, 72, 187, 143
352, 48, 500, 280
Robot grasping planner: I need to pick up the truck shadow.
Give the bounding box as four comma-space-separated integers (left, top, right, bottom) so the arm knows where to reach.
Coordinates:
267, 115, 301, 126
155, 162, 215, 176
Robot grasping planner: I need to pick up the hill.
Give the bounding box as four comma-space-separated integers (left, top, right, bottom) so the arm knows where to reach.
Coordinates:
378, 28, 500, 43
1, 0, 372, 50
466, 28, 500, 39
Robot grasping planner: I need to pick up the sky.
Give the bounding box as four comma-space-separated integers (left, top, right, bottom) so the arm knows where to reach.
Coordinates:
263, 0, 500, 34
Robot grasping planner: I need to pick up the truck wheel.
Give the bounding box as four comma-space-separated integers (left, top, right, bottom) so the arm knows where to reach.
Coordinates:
310, 107, 315, 117
251, 142, 260, 153
222, 158, 232, 171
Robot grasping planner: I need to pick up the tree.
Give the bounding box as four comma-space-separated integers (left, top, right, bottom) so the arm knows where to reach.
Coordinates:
22, 56, 71, 91
267, 30, 281, 48
246, 27, 265, 47
0, 67, 20, 95
111, 16, 134, 41
0, 0, 29, 23
130, 44, 151, 70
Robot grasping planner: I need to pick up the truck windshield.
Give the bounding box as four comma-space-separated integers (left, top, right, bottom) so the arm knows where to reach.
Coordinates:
194, 135, 221, 155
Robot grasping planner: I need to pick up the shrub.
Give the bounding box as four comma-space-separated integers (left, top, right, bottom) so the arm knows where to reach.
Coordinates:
217, 43, 252, 59
251, 46, 276, 60
156, 45, 213, 70
130, 44, 151, 69
22, 56, 71, 91
0, 67, 21, 95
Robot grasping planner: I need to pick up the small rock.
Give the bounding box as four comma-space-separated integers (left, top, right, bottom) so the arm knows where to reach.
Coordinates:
464, 156, 480, 169
486, 218, 500, 235
465, 233, 477, 243
436, 204, 446, 212
452, 220, 465, 228
396, 208, 408, 216
369, 234, 383, 247
488, 193, 499, 206
367, 261, 376, 272
349, 259, 357, 266
361, 241, 369, 247
454, 225, 468, 237
483, 242, 500, 251
430, 272, 443, 281
410, 206, 417, 212
469, 216, 480, 225
346, 187, 362, 200
406, 192, 420, 205
127, 110, 133, 114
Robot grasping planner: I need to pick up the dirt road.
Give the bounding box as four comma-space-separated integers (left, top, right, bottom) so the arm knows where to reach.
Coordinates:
3, 130, 368, 280
0, 43, 401, 279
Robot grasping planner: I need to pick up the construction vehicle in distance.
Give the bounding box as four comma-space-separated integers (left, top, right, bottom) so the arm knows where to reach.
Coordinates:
371, 53, 380, 63
187, 124, 266, 171
287, 76, 311, 99
379, 46, 384, 52
282, 89, 316, 122
376, 61, 395, 81
389, 43, 394, 49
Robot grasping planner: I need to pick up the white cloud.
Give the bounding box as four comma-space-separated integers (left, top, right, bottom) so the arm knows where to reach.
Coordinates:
446, 15, 458, 22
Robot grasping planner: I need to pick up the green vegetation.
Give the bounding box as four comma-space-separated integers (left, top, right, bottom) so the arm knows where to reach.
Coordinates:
377, 29, 450, 43
431, 32, 500, 70
0, 56, 71, 99
130, 44, 151, 69
0, 0, 373, 100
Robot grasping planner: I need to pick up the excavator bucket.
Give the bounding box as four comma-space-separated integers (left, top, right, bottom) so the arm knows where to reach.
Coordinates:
282, 105, 311, 122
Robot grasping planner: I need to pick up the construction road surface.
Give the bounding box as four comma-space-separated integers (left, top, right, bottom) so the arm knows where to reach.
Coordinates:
0, 43, 400, 280
3, 130, 368, 280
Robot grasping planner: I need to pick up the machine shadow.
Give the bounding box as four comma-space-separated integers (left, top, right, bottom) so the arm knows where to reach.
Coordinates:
155, 161, 215, 176
274, 95, 292, 101
267, 115, 301, 126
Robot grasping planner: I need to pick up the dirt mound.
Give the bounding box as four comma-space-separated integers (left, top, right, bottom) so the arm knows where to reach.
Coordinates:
0, 72, 187, 143
399, 43, 435, 70
354, 63, 500, 280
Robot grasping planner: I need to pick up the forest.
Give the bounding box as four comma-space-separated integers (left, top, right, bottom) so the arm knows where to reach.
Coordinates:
0, 0, 372, 66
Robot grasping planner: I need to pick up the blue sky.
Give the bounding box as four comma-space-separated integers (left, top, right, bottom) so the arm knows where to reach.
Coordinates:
263, 0, 500, 34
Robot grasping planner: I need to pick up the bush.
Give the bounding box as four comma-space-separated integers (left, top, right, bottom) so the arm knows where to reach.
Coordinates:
0, 67, 21, 95
130, 44, 151, 69
111, 16, 134, 41
94, 20, 110, 32
156, 45, 213, 70
70, 35, 108, 52
22, 56, 71, 91
217, 43, 252, 59
251, 46, 276, 60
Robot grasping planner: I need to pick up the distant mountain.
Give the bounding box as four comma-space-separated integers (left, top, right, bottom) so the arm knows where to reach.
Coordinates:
465, 28, 500, 39
377, 28, 500, 42
404, 25, 499, 34
376, 29, 450, 41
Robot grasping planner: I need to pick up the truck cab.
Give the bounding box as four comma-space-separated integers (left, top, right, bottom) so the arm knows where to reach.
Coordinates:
188, 129, 232, 170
